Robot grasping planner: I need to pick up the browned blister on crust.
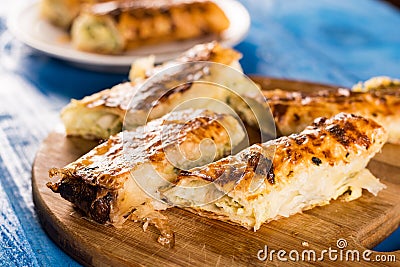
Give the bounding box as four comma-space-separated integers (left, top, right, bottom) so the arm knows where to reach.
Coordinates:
163, 113, 387, 230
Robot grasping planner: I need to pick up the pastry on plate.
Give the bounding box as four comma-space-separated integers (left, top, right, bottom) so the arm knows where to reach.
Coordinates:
162, 113, 387, 230
47, 109, 245, 246
61, 42, 247, 140
40, 0, 110, 29
236, 77, 400, 144
351, 76, 400, 92
71, 0, 230, 54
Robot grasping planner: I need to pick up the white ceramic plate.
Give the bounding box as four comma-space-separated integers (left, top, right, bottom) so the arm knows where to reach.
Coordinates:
8, 0, 250, 72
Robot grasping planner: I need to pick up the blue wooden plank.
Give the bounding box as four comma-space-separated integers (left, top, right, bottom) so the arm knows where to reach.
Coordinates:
0, 74, 81, 266
237, 0, 400, 87
236, 0, 357, 86
0, 181, 39, 267
270, 0, 400, 82
1, 30, 127, 100
375, 230, 400, 252
0, 161, 78, 267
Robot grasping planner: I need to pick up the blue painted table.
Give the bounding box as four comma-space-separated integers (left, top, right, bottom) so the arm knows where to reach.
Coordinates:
1, 0, 399, 266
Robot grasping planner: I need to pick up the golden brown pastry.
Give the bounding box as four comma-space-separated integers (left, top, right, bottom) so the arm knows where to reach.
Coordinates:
162, 113, 387, 230
235, 77, 400, 144
61, 42, 245, 140
47, 109, 245, 246
71, 0, 230, 54
40, 0, 109, 29
352, 76, 400, 92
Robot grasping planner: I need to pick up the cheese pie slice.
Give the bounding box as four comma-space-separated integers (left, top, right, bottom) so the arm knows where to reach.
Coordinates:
235, 77, 400, 144
47, 109, 245, 245
71, 0, 230, 54
61, 42, 245, 140
162, 113, 387, 230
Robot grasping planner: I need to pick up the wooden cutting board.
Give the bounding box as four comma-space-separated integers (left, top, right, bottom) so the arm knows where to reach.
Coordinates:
32, 78, 400, 266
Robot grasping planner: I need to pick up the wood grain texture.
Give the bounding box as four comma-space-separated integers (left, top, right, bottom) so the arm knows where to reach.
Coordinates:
32, 78, 400, 266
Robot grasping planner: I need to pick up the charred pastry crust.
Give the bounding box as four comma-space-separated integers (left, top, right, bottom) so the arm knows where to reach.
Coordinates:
47, 109, 245, 245
311, 157, 322, 166
48, 177, 114, 224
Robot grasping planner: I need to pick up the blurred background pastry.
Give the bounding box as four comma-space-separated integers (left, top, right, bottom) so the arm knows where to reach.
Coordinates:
70, 0, 230, 54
